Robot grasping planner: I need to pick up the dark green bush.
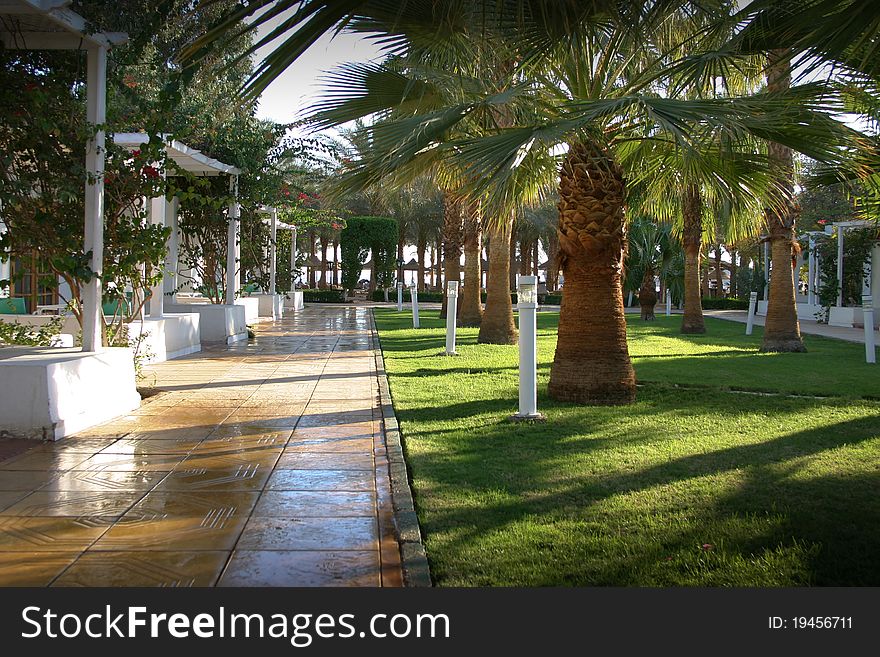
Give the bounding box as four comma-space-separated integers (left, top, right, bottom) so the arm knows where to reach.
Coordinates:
701, 297, 750, 310
301, 289, 346, 303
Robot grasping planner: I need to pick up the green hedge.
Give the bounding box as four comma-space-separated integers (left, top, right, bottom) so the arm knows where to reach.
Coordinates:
701, 297, 750, 310
371, 288, 565, 306
301, 289, 347, 303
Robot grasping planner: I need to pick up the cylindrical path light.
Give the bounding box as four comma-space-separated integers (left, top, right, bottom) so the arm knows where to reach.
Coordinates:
746, 291, 758, 336
397, 281, 403, 312
512, 275, 545, 422
445, 280, 459, 355
864, 295, 876, 364
410, 285, 420, 328
665, 289, 671, 316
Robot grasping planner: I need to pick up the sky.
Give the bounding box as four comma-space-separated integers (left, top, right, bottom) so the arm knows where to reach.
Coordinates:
252, 14, 383, 129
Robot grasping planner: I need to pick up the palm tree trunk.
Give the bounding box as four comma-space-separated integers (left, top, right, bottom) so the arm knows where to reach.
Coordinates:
508, 229, 518, 290
519, 237, 530, 276
761, 49, 806, 353
440, 193, 463, 319
681, 184, 706, 333
549, 140, 636, 405
546, 229, 560, 291
459, 199, 483, 326
478, 218, 517, 344
416, 237, 426, 292
639, 270, 657, 320
730, 248, 738, 298
714, 244, 723, 298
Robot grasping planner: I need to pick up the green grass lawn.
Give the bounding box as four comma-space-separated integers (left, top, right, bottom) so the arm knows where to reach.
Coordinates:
373, 309, 880, 586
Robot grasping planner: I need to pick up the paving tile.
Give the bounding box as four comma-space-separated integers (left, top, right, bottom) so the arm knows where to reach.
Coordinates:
266, 469, 374, 492
236, 516, 378, 551
178, 450, 282, 470
0, 552, 81, 586
0, 451, 93, 471
276, 452, 373, 471
74, 453, 186, 472
0, 490, 29, 512
53, 551, 230, 587
0, 490, 145, 517
41, 470, 169, 492
0, 469, 62, 491
253, 491, 375, 518
98, 438, 203, 455
284, 437, 375, 453
218, 550, 379, 587
0, 517, 111, 551
155, 465, 272, 492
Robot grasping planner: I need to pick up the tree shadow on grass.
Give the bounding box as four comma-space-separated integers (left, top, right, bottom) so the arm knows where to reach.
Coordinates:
397, 392, 880, 585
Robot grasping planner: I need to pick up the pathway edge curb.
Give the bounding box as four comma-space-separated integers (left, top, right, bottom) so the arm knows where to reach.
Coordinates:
369, 309, 432, 587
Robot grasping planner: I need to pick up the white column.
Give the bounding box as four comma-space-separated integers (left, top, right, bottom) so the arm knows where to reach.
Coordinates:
397, 282, 403, 312
81, 45, 107, 352
665, 289, 672, 316
163, 196, 179, 301
290, 226, 297, 290
224, 176, 239, 305
148, 187, 167, 319
269, 208, 278, 294
837, 226, 845, 307
763, 240, 770, 301
864, 295, 876, 364
0, 221, 9, 298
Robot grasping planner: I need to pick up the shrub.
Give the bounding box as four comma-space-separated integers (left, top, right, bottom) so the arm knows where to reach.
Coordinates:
301, 288, 346, 303
0, 317, 65, 346
701, 297, 750, 310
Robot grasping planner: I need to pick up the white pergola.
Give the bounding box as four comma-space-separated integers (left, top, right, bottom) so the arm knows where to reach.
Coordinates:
113, 133, 241, 316
1, 0, 126, 351
257, 206, 297, 295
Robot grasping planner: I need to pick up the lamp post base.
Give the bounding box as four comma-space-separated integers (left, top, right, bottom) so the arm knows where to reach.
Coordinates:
509, 412, 546, 423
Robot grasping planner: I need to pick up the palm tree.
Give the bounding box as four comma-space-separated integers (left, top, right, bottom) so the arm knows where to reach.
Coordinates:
626, 218, 676, 321
185, 1, 856, 404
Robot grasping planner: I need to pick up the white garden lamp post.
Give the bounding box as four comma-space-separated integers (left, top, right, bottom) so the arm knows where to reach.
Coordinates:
864, 295, 876, 364
445, 280, 459, 355
397, 281, 404, 312
513, 275, 544, 421
410, 285, 420, 328
746, 291, 758, 336
665, 289, 672, 316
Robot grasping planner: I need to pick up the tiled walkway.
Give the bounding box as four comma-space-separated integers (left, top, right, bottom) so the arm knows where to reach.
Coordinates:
0, 306, 403, 587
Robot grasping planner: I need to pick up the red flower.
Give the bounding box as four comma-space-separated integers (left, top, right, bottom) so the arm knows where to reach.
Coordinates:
817, 219, 827, 225
132, 149, 141, 158
701, 543, 714, 551
142, 165, 160, 179
283, 190, 290, 197
297, 192, 309, 200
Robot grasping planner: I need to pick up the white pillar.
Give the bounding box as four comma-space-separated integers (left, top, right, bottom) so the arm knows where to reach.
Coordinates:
837, 225, 845, 307
445, 281, 459, 355
763, 240, 770, 301
397, 282, 403, 312
864, 295, 876, 364
746, 291, 758, 335
410, 285, 420, 328
224, 176, 239, 305
0, 221, 9, 298
269, 208, 278, 294
81, 45, 107, 352
148, 188, 167, 319
665, 289, 672, 316
163, 196, 179, 302
290, 226, 297, 290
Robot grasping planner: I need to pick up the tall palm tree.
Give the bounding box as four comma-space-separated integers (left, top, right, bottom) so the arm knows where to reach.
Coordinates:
186, 1, 856, 404
625, 218, 677, 321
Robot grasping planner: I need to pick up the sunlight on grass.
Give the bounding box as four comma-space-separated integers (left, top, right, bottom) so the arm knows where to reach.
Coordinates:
374, 308, 880, 586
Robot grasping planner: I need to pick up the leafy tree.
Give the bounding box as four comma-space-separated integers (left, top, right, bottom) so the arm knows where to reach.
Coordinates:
340, 216, 397, 293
